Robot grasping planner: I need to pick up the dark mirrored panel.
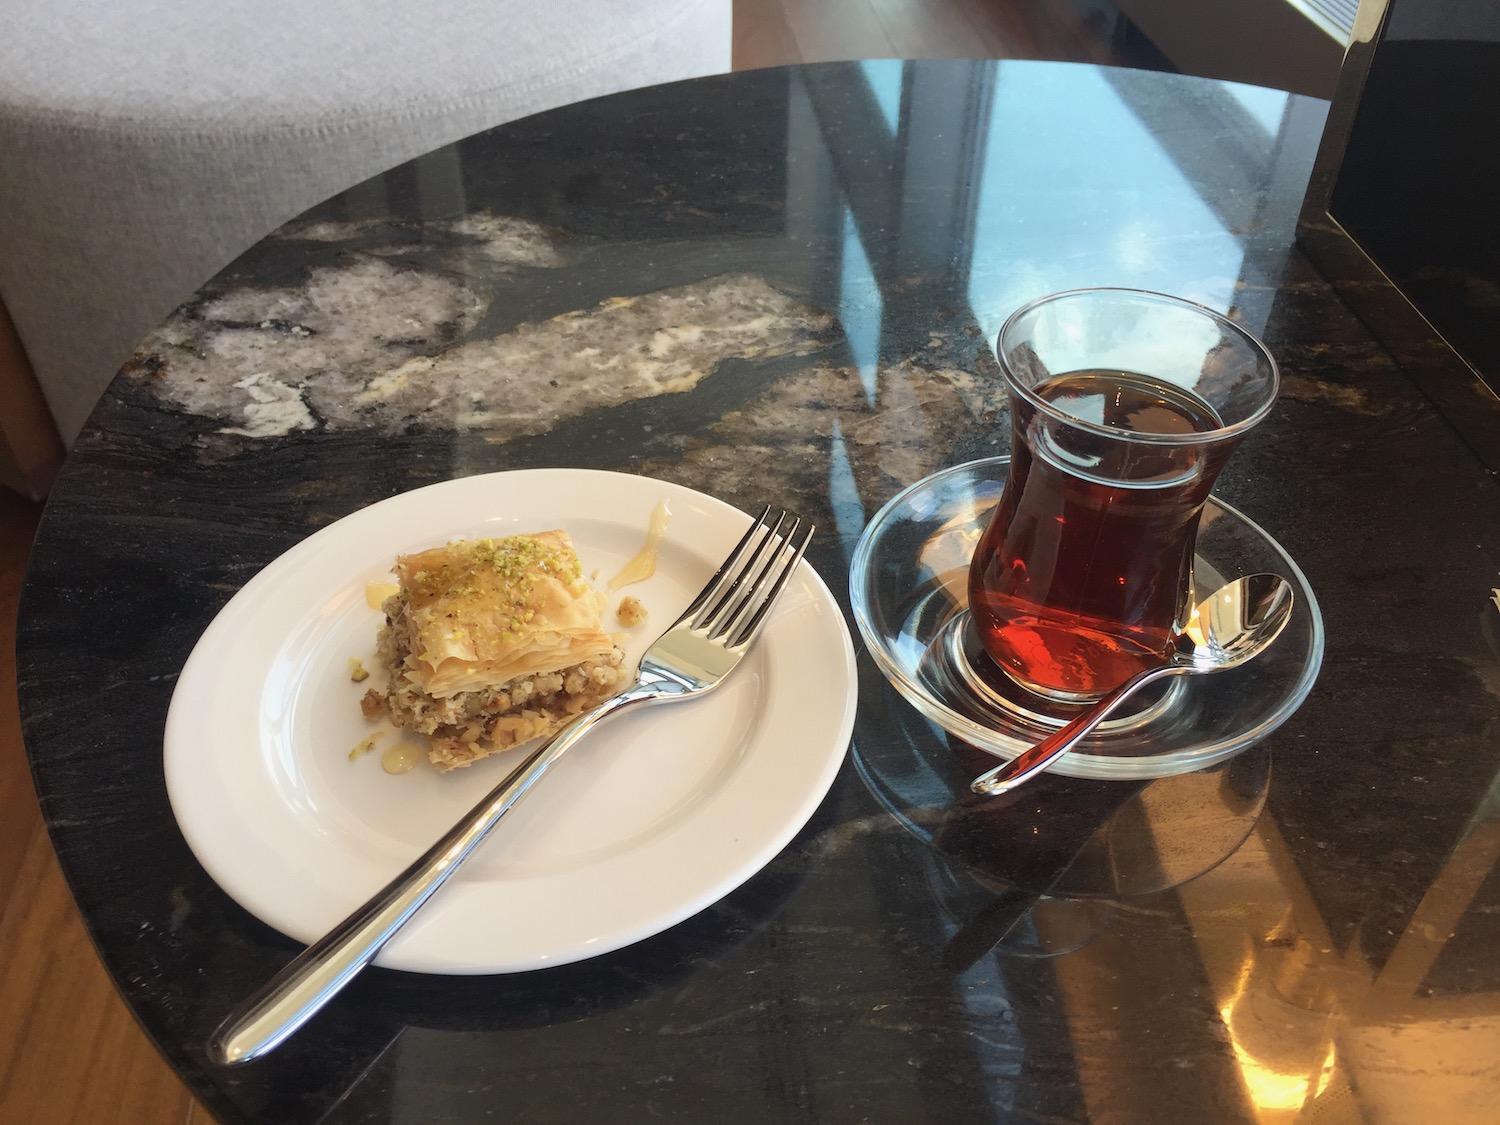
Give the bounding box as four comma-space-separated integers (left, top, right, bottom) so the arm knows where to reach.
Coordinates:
1301, 0, 1500, 467
1332, 0, 1500, 388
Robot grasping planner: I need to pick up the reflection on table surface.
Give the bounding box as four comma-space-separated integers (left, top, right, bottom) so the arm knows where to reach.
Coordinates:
15, 60, 1500, 1122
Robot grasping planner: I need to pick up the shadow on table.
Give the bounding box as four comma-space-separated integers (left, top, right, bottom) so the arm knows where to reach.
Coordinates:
189, 769, 848, 1120
849, 653, 1272, 971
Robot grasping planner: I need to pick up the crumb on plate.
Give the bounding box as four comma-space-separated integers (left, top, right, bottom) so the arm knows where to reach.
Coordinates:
348, 732, 384, 760
617, 595, 648, 628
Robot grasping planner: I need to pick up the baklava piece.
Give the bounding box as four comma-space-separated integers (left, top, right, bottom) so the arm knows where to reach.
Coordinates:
362, 531, 626, 770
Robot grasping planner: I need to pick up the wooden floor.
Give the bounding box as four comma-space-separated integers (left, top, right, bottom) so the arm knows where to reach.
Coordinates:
0, 3, 1163, 1121
0, 492, 214, 1123
732, 0, 1162, 71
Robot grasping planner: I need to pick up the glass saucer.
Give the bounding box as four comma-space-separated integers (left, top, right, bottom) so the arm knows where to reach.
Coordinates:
849, 457, 1324, 780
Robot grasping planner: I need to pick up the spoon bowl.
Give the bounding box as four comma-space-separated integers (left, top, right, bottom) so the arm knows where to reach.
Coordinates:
1182, 573, 1295, 670
970, 574, 1294, 796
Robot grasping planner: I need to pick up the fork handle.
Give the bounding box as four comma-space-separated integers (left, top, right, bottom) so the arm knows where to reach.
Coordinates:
208, 685, 657, 1066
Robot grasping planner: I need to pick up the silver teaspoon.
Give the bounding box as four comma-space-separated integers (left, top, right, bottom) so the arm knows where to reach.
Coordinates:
970, 573, 1295, 797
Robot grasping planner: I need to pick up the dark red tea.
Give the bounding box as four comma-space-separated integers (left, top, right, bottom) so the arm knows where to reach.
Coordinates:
968, 369, 1234, 698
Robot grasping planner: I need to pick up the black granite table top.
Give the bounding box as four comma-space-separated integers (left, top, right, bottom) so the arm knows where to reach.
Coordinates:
17, 60, 1500, 1123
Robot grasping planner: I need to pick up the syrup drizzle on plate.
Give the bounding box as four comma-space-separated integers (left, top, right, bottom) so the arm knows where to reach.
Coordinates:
381, 741, 423, 775
608, 500, 672, 592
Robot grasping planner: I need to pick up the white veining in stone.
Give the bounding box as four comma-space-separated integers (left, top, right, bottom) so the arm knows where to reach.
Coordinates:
447, 214, 566, 267
927, 364, 1009, 423
219, 373, 316, 438
338, 275, 828, 437
276, 212, 565, 269
645, 355, 978, 503
131, 256, 486, 429
130, 264, 829, 437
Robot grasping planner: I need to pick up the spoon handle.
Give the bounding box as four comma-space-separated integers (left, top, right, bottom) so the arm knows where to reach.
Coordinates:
969, 666, 1178, 796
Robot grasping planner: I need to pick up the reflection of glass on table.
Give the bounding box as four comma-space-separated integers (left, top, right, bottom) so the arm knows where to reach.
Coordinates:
855, 632, 1273, 956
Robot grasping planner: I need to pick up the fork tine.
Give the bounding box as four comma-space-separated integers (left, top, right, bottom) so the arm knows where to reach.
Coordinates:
726, 518, 813, 648
673, 505, 772, 627
697, 510, 788, 634
709, 514, 798, 640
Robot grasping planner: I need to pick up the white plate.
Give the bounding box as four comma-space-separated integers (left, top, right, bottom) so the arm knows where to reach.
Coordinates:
164, 470, 857, 974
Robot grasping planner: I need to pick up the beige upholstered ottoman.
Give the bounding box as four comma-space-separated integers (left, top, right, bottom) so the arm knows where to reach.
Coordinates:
0, 0, 731, 445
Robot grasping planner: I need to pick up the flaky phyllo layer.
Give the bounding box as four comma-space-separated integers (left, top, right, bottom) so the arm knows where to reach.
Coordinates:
362, 531, 626, 770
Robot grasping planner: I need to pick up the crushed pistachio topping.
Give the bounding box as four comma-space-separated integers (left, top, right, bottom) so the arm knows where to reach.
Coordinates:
466, 535, 582, 583
407, 535, 581, 601
401, 533, 589, 648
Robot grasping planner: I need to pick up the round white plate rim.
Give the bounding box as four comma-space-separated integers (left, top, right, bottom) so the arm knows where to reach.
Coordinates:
164, 469, 857, 974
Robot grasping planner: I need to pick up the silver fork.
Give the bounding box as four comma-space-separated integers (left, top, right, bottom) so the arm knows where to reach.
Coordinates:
210, 507, 814, 1066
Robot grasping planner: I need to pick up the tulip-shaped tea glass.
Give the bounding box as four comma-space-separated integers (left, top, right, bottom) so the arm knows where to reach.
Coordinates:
968, 288, 1279, 702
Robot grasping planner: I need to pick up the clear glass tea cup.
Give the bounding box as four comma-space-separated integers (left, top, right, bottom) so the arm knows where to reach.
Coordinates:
967, 288, 1279, 701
